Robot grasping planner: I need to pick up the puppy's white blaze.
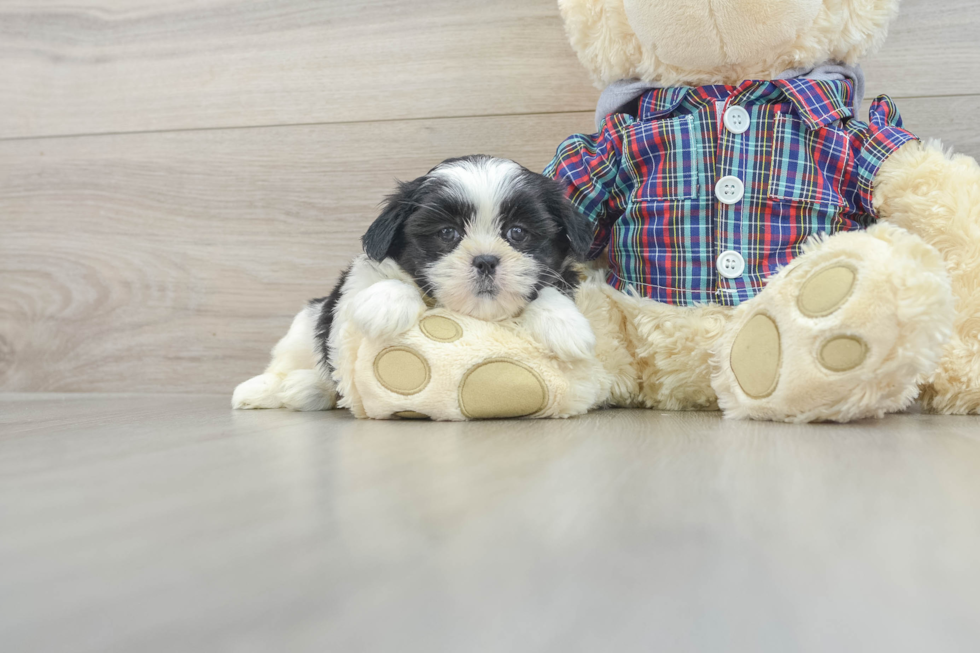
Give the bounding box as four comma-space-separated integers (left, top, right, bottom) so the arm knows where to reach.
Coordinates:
431, 157, 523, 229
427, 157, 538, 320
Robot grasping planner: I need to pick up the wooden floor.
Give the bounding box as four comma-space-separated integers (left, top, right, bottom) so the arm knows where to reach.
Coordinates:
3, 394, 980, 652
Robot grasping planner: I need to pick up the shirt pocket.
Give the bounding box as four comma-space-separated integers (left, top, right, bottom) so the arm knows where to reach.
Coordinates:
626, 115, 702, 201
768, 114, 848, 207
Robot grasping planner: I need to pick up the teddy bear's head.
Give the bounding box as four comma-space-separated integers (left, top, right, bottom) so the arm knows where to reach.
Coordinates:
560, 0, 899, 87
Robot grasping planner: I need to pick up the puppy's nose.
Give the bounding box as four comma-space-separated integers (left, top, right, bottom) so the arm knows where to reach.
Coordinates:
472, 255, 500, 276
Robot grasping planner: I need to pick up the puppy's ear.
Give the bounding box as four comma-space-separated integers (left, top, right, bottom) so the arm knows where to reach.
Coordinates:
546, 183, 593, 259
362, 177, 425, 261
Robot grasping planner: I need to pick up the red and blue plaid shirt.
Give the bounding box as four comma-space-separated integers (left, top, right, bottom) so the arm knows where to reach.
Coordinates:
545, 79, 917, 306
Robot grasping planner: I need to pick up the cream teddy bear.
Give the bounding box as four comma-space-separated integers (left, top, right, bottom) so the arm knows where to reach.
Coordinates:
544, 0, 980, 421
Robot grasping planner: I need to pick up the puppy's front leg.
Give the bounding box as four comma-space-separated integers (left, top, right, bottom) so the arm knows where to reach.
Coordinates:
347, 279, 427, 340
520, 287, 596, 361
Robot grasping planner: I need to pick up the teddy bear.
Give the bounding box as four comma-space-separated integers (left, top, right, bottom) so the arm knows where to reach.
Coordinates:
534, 0, 980, 422
320, 0, 979, 423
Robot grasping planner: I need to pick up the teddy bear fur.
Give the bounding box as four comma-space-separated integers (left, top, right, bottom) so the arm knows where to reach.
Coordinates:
331, 0, 980, 422
560, 0, 895, 88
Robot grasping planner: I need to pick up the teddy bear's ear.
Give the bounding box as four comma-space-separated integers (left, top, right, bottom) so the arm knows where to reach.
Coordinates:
559, 0, 644, 86
362, 177, 426, 261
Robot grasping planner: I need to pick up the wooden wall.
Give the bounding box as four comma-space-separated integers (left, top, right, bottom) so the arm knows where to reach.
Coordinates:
2, 0, 978, 394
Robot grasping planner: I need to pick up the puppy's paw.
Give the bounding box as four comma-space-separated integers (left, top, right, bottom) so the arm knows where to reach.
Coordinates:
279, 369, 336, 411
522, 287, 596, 361
349, 280, 426, 340
232, 373, 284, 409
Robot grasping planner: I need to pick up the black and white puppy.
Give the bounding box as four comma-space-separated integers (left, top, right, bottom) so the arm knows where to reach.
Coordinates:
233, 155, 597, 411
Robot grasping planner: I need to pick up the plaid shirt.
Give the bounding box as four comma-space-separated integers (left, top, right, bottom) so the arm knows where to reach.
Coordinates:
545, 79, 917, 306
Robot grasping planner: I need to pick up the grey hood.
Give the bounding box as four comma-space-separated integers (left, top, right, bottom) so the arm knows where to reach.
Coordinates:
594, 63, 865, 130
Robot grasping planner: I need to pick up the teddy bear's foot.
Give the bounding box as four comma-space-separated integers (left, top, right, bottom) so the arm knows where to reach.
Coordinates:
343, 311, 610, 420
711, 223, 954, 423
369, 342, 550, 419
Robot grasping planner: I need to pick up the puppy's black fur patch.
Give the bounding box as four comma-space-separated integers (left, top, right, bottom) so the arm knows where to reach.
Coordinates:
312, 265, 350, 374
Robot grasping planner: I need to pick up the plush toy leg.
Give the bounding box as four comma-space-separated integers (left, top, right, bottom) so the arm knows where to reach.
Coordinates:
626, 295, 729, 411
576, 266, 730, 410
341, 310, 612, 421
711, 223, 953, 423
876, 140, 980, 414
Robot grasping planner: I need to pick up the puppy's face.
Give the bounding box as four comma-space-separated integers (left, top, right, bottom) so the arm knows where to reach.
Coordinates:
362, 156, 592, 321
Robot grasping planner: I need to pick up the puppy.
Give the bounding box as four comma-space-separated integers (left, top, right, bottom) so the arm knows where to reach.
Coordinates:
233, 155, 597, 411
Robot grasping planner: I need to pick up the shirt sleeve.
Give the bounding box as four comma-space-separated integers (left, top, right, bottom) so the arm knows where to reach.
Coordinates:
844, 95, 918, 217
544, 114, 633, 259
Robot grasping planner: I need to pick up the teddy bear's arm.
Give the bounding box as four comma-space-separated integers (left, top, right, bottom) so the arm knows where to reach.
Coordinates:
875, 139, 980, 414
544, 114, 634, 260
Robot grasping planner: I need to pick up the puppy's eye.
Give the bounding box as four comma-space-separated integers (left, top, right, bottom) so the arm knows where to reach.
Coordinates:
506, 226, 528, 244
438, 227, 460, 243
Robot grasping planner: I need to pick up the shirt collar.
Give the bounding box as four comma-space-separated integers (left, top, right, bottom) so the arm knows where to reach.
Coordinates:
637, 79, 854, 129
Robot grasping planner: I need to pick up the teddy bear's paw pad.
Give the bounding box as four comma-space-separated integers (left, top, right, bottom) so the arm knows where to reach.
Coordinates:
730, 313, 781, 399
459, 359, 548, 419
393, 411, 431, 420
374, 347, 431, 395
420, 315, 462, 343
818, 336, 868, 372
798, 264, 856, 318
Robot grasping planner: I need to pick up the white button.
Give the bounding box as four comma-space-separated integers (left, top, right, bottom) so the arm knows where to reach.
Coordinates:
717, 250, 745, 279
724, 105, 750, 134
715, 176, 744, 204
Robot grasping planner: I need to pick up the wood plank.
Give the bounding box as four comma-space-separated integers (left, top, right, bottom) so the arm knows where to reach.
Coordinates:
863, 0, 980, 100
0, 0, 976, 140
0, 0, 600, 140
3, 95, 978, 394
2, 396, 980, 652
